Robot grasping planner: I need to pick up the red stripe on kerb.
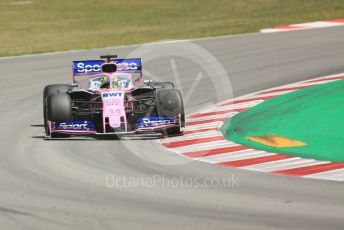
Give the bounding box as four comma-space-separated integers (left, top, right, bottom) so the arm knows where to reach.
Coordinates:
183, 145, 249, 158
182, 127, 218, 135
162, 136, 225, 148
258, 85, 309, 95
305, 76, 344, 83
323, 19, 344, 23
219, 96, 274, 107
188, 108, 247, 119
274, 25, 307, 29
273, 163, 344, 176
186, 118, 226, 126
218, 154, 291, 167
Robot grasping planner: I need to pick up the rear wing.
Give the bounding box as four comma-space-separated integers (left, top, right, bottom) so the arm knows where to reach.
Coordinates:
72, 58, 142, 76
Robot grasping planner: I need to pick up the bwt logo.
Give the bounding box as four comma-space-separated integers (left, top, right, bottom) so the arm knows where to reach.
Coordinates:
102, 92, 123, 98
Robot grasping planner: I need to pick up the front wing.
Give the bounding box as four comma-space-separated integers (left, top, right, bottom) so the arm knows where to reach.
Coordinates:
47, 117, 181, 138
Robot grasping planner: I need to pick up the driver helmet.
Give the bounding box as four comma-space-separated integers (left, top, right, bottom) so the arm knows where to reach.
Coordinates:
100, 76, 110, 89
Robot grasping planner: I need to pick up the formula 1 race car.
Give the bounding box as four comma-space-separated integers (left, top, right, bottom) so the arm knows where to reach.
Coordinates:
43, 55, 185, 139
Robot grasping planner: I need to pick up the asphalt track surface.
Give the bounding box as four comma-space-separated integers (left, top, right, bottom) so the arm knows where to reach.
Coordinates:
1, 27, 344, 230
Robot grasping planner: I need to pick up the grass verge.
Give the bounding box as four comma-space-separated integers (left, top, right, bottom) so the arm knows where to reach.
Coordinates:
1, 0, 344, 57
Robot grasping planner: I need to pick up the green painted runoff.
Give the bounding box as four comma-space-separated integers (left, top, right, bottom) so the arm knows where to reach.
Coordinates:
221, 79, 344, 162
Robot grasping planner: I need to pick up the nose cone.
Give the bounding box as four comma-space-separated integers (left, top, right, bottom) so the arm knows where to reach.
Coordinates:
101, 90, 126, 130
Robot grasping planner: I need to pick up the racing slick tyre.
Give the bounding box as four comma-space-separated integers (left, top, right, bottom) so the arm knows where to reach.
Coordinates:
46, 93, 72, 137
154, 82, 174, 89
43, 84, 70, 99
43, 84, 69, 133
47, 93, 72, 122
157, 89, 185, 135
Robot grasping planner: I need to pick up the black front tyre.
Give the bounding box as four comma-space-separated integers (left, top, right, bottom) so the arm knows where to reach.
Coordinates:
43, 84, 69, 134
45, 93, 72, 137
47, 93, 72, 122
156, 89, 185, 135
43, 84, 70, 99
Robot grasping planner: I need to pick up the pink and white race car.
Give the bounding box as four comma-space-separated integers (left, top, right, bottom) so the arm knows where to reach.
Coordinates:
43, 55, 185, 139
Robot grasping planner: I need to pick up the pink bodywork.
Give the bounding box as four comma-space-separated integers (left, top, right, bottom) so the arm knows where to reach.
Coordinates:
95, 74, 129, 132
49, 71, 180, 136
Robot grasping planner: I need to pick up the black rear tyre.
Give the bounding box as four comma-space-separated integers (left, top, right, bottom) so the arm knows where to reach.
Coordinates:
154, 82, 174, 89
